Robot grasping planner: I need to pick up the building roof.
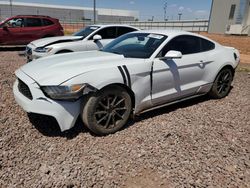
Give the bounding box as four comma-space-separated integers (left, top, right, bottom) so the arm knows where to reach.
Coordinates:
0, 1, 139, 17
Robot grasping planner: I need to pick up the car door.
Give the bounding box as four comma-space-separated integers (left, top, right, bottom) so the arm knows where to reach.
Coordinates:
85, 27, 117, 50
151, 35, 210, 106
21, 18, 43, 44
0, 18, 23, 45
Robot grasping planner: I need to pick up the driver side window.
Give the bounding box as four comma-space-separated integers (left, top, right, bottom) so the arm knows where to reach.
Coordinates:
91, 27, 117, 39
159, 35, 201, 57
6, 18, 24, 28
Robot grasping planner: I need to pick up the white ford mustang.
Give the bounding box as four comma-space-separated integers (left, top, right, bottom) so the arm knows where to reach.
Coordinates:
14, 30, 240, 135
25, 24, 138, 61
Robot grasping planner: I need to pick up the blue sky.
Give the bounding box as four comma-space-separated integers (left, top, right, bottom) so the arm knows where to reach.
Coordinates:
16, 0, 213, 21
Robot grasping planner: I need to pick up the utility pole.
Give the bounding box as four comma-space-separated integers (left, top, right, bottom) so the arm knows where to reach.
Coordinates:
178, 13, 182, 21
164, 2, 167, 21
10, 0, 13, 16
93, 0, 96, 24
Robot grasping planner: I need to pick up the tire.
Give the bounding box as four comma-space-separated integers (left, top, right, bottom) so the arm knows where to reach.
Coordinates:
209, 68, 233, 99
82, 85, 132, 135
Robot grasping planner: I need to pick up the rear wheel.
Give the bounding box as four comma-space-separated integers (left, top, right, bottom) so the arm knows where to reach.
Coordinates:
209, 68, 233, 99
82, 86, 132, 135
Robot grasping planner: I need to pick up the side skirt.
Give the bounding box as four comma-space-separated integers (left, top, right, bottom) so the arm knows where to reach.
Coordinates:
135, 93, 207, 115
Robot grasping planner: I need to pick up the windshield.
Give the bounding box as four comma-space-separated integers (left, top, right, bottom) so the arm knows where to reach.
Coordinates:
102, 32, 167, 58
73, 26, 100, 38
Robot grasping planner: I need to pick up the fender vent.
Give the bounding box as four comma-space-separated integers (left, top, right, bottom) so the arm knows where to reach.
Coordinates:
233, 53, 237, 60
18, 79, 33, 100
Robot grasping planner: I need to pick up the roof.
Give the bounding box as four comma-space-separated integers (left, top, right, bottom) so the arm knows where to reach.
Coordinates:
133, 30, 219, 44
134, 30, 192, 36
0, 1, 139, 17
89, 24, 139, 30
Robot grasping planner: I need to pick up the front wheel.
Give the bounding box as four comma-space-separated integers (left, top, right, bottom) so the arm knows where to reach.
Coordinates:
82, 86, 132, 135
209, 68, 233, 99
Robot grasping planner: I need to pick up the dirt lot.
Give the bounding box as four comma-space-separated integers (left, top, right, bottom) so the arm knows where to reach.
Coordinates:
0, 41, 250, 187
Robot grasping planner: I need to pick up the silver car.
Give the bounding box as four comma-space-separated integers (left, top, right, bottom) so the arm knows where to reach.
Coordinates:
15, 30, 240, 135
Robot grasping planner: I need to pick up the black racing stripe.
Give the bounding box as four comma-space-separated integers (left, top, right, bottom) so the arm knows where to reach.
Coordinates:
42, 38, 83, 48
122, 65, 131, 88
118, 66, 127, 85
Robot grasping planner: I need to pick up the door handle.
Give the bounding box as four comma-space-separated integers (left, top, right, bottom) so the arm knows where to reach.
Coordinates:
200, 60, 214, 64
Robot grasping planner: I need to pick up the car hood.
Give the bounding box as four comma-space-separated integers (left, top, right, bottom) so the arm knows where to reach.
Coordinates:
30, 36, 83, 48
18, 51, 128, 85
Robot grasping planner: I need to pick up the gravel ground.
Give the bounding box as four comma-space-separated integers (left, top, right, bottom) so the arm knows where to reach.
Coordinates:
0, 51, 250, 188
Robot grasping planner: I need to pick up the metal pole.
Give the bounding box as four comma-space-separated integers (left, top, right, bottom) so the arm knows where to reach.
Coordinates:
178, 13, 182, 21
164, 2, 167, 21
10, 0, 13, 16
93, 0, 96, 24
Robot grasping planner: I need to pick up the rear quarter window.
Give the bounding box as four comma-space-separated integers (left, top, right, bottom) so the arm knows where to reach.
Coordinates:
43, 19, 54, 26
200, 38, 215, 52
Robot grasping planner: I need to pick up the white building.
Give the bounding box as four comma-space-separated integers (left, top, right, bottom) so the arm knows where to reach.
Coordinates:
209, 0, 250, 35
0, 1, 139, 22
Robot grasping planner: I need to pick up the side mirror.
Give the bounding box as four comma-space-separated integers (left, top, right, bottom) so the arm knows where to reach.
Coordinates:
161, 50, 182, 60
93, 34, 102, 42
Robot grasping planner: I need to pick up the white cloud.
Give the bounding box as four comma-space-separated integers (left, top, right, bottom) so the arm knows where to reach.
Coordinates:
195, 10, 208, 15
178, 6, 185, 11
169, 4, 177, 8
129, 1, 135, 4
186, 8, 193, 13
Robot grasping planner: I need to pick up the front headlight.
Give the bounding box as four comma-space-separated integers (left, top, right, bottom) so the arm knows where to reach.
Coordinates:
34, 47, 53, 53
41, 84, 86, 100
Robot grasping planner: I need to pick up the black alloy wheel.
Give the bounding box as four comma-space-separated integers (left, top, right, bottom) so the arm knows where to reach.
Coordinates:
82, 85, 132, 135
209, 68, 233, 99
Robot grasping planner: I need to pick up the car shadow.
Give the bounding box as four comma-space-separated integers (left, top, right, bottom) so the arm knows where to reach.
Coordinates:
27, 113, 88, 139
132, 95, 210, 123
125, 86, 233, 129
27, 94, 216, 139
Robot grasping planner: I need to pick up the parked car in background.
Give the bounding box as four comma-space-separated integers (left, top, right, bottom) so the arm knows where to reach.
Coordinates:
25, 25, 139, 61
0, 15, 64, 45
13, 30, 240, 135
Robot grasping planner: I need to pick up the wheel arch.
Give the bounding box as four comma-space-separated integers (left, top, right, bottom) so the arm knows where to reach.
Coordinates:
99, 83, 136, 109
55, 49, 74, 54
212, 64, 235, 83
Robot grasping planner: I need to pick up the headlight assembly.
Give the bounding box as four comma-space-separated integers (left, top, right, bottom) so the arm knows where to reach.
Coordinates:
41, 84, 86, 100
34, 47, 53, 53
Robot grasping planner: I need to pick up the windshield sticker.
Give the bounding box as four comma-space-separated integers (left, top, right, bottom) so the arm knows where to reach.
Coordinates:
90, 26, 99, 30
148, 34, 164, 39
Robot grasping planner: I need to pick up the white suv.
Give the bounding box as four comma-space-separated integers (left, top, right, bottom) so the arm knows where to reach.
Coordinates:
26, 24, 138, 61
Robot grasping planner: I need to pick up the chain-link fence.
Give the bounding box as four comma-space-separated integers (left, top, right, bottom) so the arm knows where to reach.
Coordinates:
61, 20, 209, 34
